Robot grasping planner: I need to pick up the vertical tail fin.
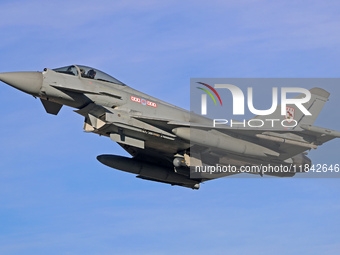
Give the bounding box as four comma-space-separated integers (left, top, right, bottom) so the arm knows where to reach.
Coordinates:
252, 87, 330, 130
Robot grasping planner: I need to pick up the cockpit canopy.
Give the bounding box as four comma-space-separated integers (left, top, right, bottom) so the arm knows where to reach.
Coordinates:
53, 65, 125, 85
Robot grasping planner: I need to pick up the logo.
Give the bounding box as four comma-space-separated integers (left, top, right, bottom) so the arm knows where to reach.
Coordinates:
147, 101, 157, 108
197, 84, 311, 117
130, 95, 157, 108
196, 82, 223, 106
285, 106, 295, 123
196, 82, 223, 115
131, 96, 141, 103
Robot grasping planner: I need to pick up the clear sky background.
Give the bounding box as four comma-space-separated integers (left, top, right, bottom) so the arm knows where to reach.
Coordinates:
0, 0, 340, 254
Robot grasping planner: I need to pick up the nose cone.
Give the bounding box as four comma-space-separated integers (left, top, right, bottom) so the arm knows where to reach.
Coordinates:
0, 71, 43, 96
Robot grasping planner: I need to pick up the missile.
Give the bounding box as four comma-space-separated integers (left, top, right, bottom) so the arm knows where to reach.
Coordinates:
172, 127, 279, 158
256, 134, 317, 149
97, 154, 200, 189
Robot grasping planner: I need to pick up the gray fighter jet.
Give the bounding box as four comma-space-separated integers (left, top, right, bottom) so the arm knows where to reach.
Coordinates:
1, 65, 339, 189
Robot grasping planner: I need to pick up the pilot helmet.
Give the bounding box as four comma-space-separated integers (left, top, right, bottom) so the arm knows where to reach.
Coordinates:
87, 69, 96, 79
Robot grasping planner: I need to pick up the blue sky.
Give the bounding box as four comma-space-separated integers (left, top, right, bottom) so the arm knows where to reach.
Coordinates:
0, 0, 340, 254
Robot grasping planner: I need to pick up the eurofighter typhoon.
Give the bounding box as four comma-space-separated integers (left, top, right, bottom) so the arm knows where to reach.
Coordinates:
1, 65, 339, 189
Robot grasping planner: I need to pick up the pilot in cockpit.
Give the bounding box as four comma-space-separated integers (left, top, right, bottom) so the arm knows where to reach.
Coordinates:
87, 69, 96, 79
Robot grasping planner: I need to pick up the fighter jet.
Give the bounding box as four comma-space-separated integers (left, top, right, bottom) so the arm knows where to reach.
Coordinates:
1, 65, 339, 189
